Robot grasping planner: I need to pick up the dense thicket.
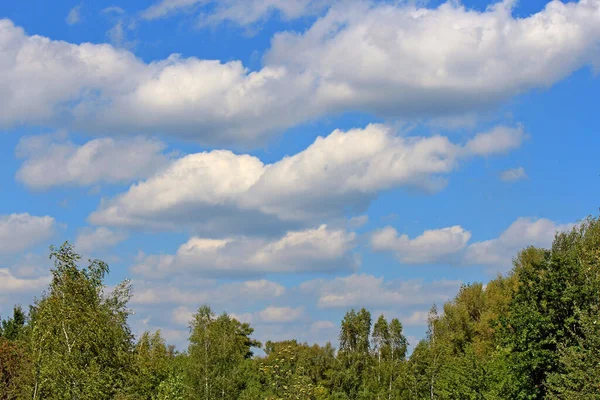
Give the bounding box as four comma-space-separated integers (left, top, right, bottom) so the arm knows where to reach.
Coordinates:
1, 217, 600, 399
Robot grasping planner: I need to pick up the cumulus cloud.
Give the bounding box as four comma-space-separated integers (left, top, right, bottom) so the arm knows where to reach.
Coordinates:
1, 1, 599, 144
0, 254, 52, 316
464, 217, 574, 268
501, 167, 528, 182
265, 0, 600, 117
74, 227, 127, 254
0, 213, 55, 254
371, 217, 574, 269
371, 225, 471, 264
89, 124, 520, 232
0, 268, 50, 294
16, 135, 170, 189
132, 225, 359, 278
300, 273, 462, 309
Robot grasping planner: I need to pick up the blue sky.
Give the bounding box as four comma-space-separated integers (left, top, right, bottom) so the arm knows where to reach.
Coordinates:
1, 0, 599, 349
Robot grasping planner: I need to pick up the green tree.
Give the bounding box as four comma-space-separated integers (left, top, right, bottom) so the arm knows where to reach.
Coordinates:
334, 308, 372, 398
260, 344, 329, 400
0, 306, 26, 341
0, 337, 33, 400
186, 305, 260, 399
156, 374, 185, 400
546, 307, 600, 398
125, 330, 175, 399
28, 242, 134, 400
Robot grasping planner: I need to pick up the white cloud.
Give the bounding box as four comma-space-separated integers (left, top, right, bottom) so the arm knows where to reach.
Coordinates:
404, 310, 430, 326
74, 227, 127, 254
140, 0, 202, 20
258, 306, 305, 323
266, 0, 600, 118
107, 21, 126, 47
131, 278, 285, 306
0, 268, 50, 294
141, 0, 331, 27
371, 225, 471, 264
501, 167, 528, 182
66, 5, 82, 25
370, 216, 574, 269
132, 225, 359, 278
300, 273, 462, 309
172, 306, 194, 326
102, 6, 125, 15
464, 125, 526, 156
465, 217, 574, 268
310, 320, 336, 333
0, 213, 55, 254
1, 1, 600, 144
16, 135, 170, 189
90, 124, 517, 232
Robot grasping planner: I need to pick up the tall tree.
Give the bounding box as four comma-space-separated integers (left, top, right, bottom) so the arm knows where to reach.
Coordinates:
186, 306, 260, 399
372, 315, 390, 398
125, 330, 175, 399
27, 242, 134, 400
0, 307, 26, 341
335, 308, 372, 398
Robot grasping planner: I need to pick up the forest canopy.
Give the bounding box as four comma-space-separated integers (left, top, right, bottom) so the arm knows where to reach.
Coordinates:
1, 216, 600, 399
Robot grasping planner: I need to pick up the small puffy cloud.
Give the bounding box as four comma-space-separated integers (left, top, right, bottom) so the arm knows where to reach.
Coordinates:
465, 217, 574, 268
501, 167, 528, 182
404, 310, 430, 326
371, 225, 471, 264
16, 135, 170, 189
464, 125, 526, 156
90, 124, 519, 233
301, 273, 462, 309
74, 227, 127, 254
258, 306, 305, 323
0, 213, 55, 254
310, 320, 336, 333
66, 5, 82, 25
132, 225, 359, 278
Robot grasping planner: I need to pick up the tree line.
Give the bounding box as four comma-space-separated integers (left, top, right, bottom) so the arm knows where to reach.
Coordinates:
1, 217, 600, 399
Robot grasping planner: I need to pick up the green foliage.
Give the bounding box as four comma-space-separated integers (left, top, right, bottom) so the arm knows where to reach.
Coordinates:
492, 218, 600, 399
546, 306, 600, 399
27, 242, 134, 400
260, 344, 329, 399
124, 330, 176, 399
0, 306, 26, 341
155, 374, 185, 400
0, 337, 33, 400
185, 305, 261, 399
